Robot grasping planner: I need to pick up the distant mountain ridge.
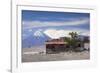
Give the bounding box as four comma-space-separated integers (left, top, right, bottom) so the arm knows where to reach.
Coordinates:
22, 30, 90, 48
22, 32, 51, 48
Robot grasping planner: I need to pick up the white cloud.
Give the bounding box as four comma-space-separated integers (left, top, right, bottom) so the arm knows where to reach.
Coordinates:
23, 18, 89, 29
80, 32, 90, 36
33, 29, 44, 37
28, 29, 33, 32
43, 29, 89, 39
44, 29, 79, 39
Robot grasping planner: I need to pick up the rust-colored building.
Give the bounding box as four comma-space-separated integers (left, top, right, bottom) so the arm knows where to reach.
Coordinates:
45, 36, 90, 54
45, 37, 69, 54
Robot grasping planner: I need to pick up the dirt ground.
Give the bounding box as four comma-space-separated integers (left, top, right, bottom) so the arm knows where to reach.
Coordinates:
22, 50, 90, 62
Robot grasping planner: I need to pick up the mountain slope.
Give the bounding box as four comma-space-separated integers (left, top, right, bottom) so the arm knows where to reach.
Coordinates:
22, 33, 51, 48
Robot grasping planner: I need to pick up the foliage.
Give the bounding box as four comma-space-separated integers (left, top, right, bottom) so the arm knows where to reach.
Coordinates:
65, 32, 79, 51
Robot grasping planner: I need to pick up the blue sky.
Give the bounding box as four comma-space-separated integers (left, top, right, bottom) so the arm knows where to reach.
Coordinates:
22, 10, 90, 48
22, 10, 89, 21
22, 10, 90, 29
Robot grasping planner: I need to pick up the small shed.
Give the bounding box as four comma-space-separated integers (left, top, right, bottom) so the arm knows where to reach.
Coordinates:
84, 43, 90, 50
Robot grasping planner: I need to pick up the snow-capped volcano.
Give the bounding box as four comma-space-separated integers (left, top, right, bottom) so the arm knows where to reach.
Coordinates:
22, 30, 51, 48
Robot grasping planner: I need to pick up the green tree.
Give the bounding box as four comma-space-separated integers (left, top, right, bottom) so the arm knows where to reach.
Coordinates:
69, 32, 78, 50
69, 32, 78, 39
65, 32, 78, 51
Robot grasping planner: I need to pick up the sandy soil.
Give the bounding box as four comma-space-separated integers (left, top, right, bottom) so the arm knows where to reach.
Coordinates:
22, 48, 90, 62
